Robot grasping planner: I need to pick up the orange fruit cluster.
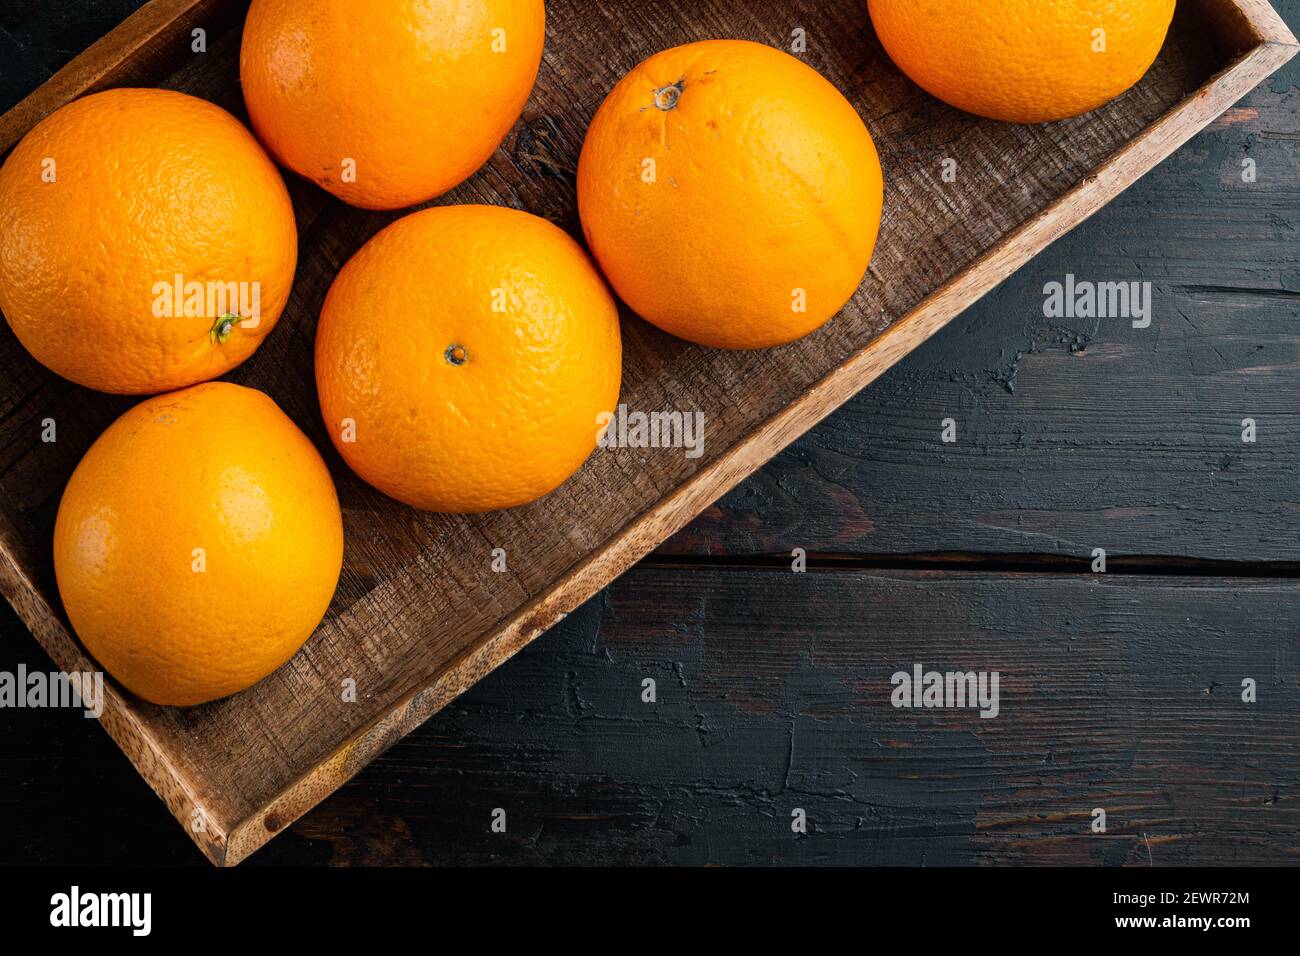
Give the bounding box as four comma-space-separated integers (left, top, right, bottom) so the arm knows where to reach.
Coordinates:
0, 1, 1175, 705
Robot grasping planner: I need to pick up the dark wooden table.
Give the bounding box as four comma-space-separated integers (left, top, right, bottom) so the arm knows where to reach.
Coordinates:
2, 0, 1298, 866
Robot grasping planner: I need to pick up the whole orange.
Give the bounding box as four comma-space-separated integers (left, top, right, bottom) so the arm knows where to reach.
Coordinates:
315, 205, 622, 512
53, 383, 343, 707
0, 88, 297, 395
240, 0, 546, 210
577, 40, 883, 351
867, 0, 1177, 123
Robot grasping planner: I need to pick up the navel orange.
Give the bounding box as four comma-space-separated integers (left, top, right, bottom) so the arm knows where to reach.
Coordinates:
240, 0, 546, 210
0, 88, 297, 395
576, 39, 883, 350
867, 0, 1177, 123
53, 383, 343, 707
315, 205, 622, 512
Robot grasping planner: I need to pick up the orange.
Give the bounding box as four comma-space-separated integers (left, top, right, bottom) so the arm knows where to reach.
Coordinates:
577, 40, 883, 351
315, 205, 621, 512
240, 0, 546, 210
53, 383, 343, 707
867, 0, 1177, 123
0, 88, 297, 395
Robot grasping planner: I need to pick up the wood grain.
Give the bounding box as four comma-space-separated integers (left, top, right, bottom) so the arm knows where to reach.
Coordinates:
0, 0, 1294, 865
7, 567, 1296, 865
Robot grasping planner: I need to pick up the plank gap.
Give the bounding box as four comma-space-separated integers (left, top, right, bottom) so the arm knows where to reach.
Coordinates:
641, 550, 1300, 578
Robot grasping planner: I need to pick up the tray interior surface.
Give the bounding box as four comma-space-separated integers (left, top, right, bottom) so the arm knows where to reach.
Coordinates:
0, 0, 1229, 848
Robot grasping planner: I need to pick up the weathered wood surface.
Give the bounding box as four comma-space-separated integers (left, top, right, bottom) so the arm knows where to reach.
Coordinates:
6, 568, 1298, 865
0, 0, 1297, 865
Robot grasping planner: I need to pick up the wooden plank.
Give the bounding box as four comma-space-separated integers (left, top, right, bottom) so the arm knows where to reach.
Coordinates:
282, 567, 1300, 866
0, 1, 147, 114
0, 0, 241, 154
6, 568, 1295, 865
0, 0, 1293, 865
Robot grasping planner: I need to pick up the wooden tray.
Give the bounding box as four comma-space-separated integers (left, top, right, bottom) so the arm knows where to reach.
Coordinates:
1, 0, 1295, 866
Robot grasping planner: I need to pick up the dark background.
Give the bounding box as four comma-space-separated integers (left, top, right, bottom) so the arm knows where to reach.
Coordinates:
2, 1, 1298, 866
